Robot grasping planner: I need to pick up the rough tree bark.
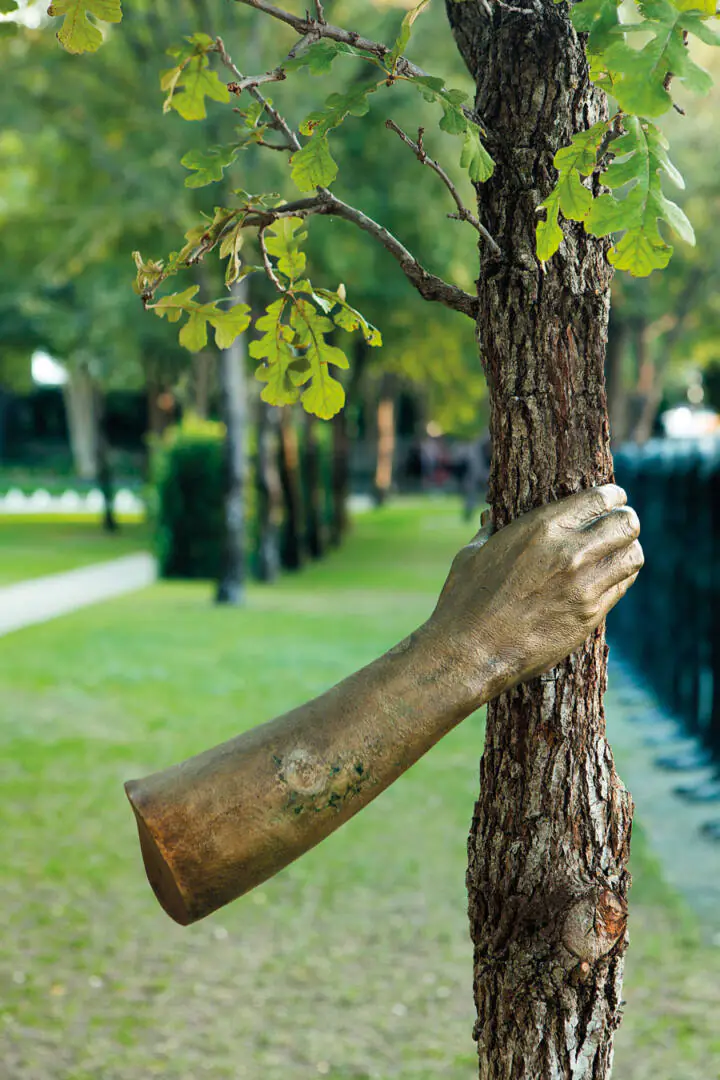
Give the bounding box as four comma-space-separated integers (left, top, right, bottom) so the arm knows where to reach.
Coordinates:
446, 3, 633, 1077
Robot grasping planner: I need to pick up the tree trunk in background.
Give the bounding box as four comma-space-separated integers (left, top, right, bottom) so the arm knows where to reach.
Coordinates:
278, 408, 304, 571
146, 381, 175, 438
191, 351, 215, 419
215, 292, 247, 606
330, 410, 349, 547
605, 314, 630, 446
255, 398, 282, 582
302, 410, 325, 560
373, 374, 396, 506
329, 341, 370, 545
64, 363, 98, 480
628, 322, 662, 444
447, 3, 633, 1077
93, 387, 118, 534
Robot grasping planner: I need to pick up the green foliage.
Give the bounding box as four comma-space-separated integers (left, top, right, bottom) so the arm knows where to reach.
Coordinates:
47, 0, 121, 54
540, 0, 719, 274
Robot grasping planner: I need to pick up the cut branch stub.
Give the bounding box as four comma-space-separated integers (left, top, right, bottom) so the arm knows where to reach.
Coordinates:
561, 890, 628, 965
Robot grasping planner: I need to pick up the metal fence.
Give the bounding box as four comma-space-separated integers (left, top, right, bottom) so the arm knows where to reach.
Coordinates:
611, 438, 720, 767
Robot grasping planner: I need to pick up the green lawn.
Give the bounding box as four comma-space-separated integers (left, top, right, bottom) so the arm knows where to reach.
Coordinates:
0, 520, 150, 585
0, 502, 718, 1079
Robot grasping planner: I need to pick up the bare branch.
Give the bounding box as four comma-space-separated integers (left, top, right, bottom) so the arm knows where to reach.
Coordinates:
313, 0, 326, 25
385, 120, 501, 255
214, 36, 302, 152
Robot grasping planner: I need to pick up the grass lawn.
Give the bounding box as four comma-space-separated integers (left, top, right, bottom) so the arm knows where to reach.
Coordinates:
0, 519, 150, 585
0, 501, 718, 1079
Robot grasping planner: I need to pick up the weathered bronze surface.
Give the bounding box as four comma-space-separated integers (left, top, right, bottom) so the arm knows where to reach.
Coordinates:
125, 485, 642, 924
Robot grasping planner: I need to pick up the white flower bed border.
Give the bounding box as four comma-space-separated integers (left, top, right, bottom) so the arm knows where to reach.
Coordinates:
0, 488, 145, 516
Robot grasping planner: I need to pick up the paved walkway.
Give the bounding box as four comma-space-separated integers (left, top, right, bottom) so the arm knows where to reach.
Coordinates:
0, 554, 156, 638
607, 656, 720, 938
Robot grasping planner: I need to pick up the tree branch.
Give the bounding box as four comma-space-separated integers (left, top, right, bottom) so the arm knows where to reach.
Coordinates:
385, 120, 501, 255
214, 36, 302, 152
233, 0, 427, 79
178, 190, 477, 317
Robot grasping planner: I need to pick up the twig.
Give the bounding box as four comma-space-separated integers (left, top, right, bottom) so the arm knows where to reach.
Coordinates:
227, 70, 287, 93
234, 0, 427, 79
385, 120, 501, 255
258, 224, 287, 292
215, 36, 302, 152
313, 0, 326, 24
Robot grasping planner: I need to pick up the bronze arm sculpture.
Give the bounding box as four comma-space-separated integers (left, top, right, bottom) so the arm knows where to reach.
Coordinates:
125, 484, 643, 926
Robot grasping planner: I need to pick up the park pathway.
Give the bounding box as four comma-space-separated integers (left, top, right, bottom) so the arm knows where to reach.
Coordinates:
0, 554, 156, 638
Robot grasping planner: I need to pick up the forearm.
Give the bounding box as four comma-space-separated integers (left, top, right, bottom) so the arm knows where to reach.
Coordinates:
125, 622, 485, 925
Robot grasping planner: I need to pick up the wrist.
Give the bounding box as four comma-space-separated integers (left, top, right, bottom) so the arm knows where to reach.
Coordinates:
416, 616, 513, 715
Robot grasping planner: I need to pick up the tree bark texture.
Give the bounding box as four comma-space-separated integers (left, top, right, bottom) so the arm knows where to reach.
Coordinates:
215, 303, 247, 606
255, 398, 282, 582
446, 3, 634, 1078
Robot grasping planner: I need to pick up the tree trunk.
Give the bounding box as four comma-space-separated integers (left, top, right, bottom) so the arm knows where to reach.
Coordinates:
93, 386, 118, 533
302, 410, 325, 560
446, 4, 633, 1077
373, 374, 396, 507
627, 321, 660, 445
191, 351, 215, 419
277, 408, 304, 571
255, 398, 282, 582
215, 294, 247, 606
330, 410, 350, 547
63, 363, 98, 480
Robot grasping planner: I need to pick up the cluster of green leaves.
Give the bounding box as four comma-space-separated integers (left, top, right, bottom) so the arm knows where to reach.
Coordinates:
251, 218, 381, 419
538, 0, 719, 276
138, 217, 381, 419
146, 283, 251, 352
